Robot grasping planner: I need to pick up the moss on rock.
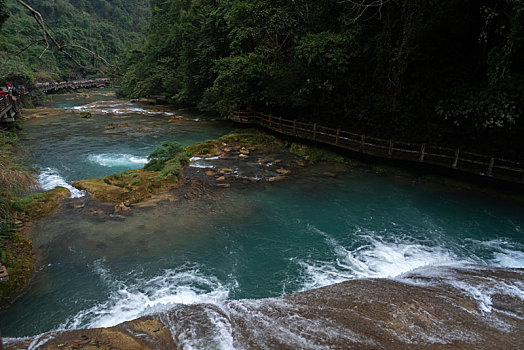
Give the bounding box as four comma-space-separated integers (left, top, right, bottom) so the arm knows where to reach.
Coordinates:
289, 143, 353, 164
0, 232, 34, 309
73, 169, 180, 205
186, 129, 284, 157
12, 186, 70, 219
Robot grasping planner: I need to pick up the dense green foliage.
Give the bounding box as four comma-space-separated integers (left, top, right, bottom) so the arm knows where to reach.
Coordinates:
121, 0, 524, 159
0, 0, 151, 83
145, 141, 189, 180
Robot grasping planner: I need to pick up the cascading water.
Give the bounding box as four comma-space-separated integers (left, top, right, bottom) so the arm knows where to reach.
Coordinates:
1, 90, 523, 348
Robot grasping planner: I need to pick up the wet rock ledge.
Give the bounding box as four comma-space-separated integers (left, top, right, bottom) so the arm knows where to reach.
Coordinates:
6, 265, 524, 349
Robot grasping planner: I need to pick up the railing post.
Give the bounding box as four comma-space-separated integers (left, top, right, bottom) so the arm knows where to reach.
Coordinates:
293, 120, 297, 136
452, 149, 460, 169
269, 115, 272, 128
419, 144, 426, 161
313, 123, 317, 140
335, 128, 340, 145
360, 134, 365, 150
388, 140, 393, 156
279, 117, 282, 132
487, 157, 495, 176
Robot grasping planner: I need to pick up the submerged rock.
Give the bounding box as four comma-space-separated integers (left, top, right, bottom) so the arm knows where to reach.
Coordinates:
269, 176, 287, 182
275, 168, 291, 175
219, 168, 234, 174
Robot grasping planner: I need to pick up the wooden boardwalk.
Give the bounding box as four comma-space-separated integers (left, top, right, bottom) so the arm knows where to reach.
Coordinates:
0, 94, 22, 123
34, 78, 110, 92
229, 111, 524, 185
0, 78, 110, 123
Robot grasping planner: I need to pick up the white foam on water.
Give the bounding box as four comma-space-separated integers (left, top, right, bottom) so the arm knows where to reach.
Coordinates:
27, 332, 60, 350
477, 239, 524, 268
70, 101, 176, 116
296, 225, 469, 291
87, 153, 148, 167
38, 167, 85, 198
493, 249, 524, 268
189, 156, 220, 169
61, 261, 232, 330
399, 265, 524, 319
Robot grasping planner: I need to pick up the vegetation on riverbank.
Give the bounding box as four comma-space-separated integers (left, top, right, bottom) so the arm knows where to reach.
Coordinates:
0, 231, 33, 309
0, 127, 72, 307
0, 131, 30, 306
120, 0, 524, 160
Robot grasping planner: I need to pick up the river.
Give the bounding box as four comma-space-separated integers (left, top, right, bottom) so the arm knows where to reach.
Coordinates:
1, 90, 523, 347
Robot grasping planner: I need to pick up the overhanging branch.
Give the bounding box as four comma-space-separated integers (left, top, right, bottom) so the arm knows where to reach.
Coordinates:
14, 0, 118, 72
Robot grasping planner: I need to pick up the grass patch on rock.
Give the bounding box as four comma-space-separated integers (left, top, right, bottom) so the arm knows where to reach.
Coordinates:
186, 129, 284, 157
289, 143, 359, 165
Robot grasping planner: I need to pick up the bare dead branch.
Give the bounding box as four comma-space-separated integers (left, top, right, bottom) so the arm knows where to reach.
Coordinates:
14, 0, 117, 72
339, 0, 394, 22
13, 38, 45, 56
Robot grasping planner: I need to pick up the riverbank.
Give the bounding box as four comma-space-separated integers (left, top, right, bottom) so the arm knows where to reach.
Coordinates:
0, 124, 72, 309
0, 187, 71, 310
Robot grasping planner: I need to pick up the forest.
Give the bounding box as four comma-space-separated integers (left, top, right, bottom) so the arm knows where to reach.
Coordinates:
0, 0, 523, 158
120, 0, 524, 159
0, 0, 150, 82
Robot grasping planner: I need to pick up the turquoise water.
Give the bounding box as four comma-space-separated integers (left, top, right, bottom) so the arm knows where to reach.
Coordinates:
21, 90, 232, 187
1, 92, 523, 338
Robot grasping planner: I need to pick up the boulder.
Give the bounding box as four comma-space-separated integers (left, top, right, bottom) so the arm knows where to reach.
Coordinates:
114, 202, 131, 213
219, 168, 234, 174
216, 176, 226, 181
205, 170, 216, 176
242, 177, 259, 182
258, 158, 274, 165
268, 176, 287, 182
276, 169, 291, 175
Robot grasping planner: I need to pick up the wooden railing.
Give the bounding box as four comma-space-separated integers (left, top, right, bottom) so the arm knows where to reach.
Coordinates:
229, 111, 524, 184
0, 94, 22, 122
0, 78, 109, 122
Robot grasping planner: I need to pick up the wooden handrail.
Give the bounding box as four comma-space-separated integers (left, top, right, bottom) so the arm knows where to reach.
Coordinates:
228, 111, 524, 184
